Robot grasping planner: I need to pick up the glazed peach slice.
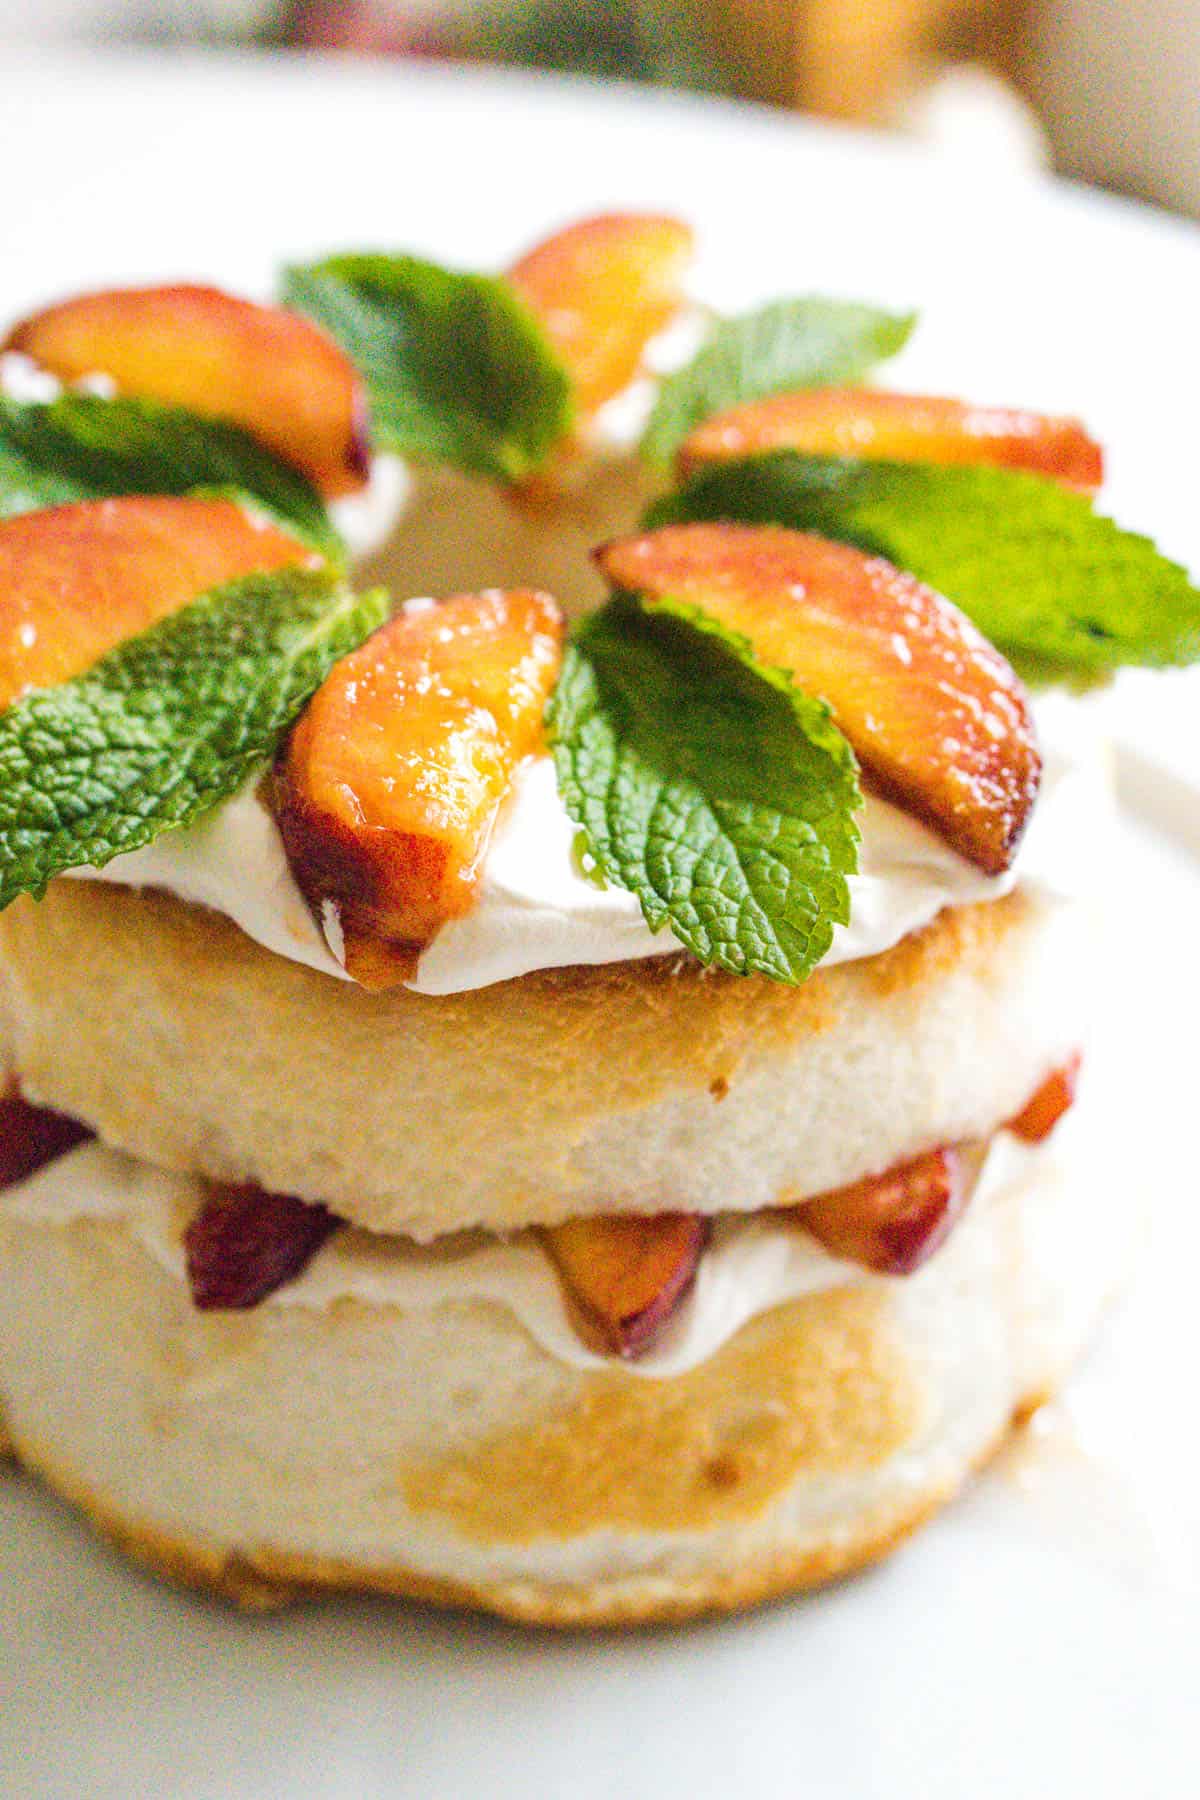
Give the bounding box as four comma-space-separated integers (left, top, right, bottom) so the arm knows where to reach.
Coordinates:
4, 284, 369, 497
184, 1183, 338, 1311
596, 522, 1040, 875
509, 213, 694, 417
0, 496, 313, 711
677, 388, 1104, 492
797, 1146, 967, 1277
275, 588, 564, 988
543, 1213, 709, 1358
1006, 1053, 1082, 1143
0, 1091, 91, 1190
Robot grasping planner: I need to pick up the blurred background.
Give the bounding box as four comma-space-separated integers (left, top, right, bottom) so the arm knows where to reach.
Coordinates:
0, 0, 1197, 220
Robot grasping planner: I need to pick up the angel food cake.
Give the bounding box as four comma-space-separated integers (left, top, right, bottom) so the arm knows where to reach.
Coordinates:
0, 215, 1196, 1625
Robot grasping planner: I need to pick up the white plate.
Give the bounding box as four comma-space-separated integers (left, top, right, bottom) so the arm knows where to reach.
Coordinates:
1, 49, 1198, 1800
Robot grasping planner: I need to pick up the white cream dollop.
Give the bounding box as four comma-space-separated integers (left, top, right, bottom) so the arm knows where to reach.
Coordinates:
328, 452, 411, 561
69, 700, 1102, 994
0, 351, 65, 403
411, 756, 1014, 993
63, 775, 344, 980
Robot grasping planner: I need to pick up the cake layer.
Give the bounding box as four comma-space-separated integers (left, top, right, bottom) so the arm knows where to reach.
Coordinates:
0, 879, 1087, 1238
0, 1078, 1126, 1624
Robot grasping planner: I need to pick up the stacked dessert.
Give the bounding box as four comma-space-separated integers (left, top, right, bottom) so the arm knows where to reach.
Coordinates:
0, 216, 1194, 1623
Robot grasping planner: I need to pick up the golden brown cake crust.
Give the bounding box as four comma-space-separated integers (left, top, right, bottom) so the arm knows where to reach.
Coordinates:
0, 1392, 1048, 1626
0, 1100, 1124, 1628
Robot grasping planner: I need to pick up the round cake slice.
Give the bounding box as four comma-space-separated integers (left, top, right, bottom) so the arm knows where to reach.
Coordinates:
0, 879, 1084, 1239
0, 1042, 1123, 1625
0, 213, 1182, 1625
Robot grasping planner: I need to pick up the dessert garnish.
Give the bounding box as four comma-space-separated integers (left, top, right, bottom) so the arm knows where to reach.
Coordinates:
0, 497, 385, 907
650, 450, 1200, 681
547, 578, 862, 982
0, 1089, 91, 1189
0, 211, 1199, 987
1005, 1053, 1083, 1143
0, 494, 313, 707
592, 521, 1040, 876
280, 249, 574, 484
3, 285, 368, 497
640, 297, 916, 467
542, 1212, 710, 1358
0, 389, 341, 555
675, 388, 1104, 490
275, 588, 564, 986
795, 1145, 967, 1277
507, 213, 695, 420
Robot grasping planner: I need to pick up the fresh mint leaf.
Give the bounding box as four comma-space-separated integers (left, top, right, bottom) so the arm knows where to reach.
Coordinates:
548, 594, 861, 983
649, 451, 1200, 676
0, 568, 387, 908
282, 253, 572, 482
0, 394, 341, 557
640, 299, 916, 468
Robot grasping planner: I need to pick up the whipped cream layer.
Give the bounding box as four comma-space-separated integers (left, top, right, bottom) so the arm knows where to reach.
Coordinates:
67, 696, 1106, 993
3, 1124, 1064, 1380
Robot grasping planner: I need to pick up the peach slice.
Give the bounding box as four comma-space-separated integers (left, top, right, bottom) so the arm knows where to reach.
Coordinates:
1006, 1053, 1082, 1143
509, 213, 694, 417
797, 1146, 966, 1276
543, 1213, 709, 1358
275, 588, 564, 988
184, 1183, 338, 1311
677, 388, 1104, 492
0, 1091, 91, 1190
4, 284, 369, 497
0, 496, 313, 711
596, 522, 1040, 875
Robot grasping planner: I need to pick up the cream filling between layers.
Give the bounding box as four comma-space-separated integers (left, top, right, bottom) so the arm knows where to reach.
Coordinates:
0, 1120, 1077, 1381
62, 697, 1107, 993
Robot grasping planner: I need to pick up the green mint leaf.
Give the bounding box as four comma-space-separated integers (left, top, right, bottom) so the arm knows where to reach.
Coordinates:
281, 253, 572, 482
640, 299, 916, 468
0, 394, 341, 558
548, 594, 861, 983
0, 568, 387, 909
649, 451, 1200, 677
